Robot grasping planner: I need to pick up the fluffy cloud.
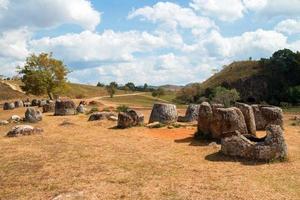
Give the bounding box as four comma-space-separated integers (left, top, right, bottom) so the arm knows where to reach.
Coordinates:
275, 19, 300, 35
190, 0, 245, 21
128, 2, 217, 34
30, 30, 166, 64
258, 0, 300, 19
0, 0, 100, 31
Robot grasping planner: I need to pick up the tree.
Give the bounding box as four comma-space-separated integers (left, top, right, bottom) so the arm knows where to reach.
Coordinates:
212, 86, 240, 107
125, 82, 135, 91
106, 82, 118, 98
152, 87, 165, 98
18, 53, 69, 100
143, 83, 148, 91
96, 82, 105, 87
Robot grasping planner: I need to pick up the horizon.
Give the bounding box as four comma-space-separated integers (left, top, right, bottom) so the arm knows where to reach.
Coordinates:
0, 0, 300, 85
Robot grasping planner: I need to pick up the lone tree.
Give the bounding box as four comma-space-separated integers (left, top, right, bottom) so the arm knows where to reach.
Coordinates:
212, 86, 240, 107
18, 53, 69, 100
152, 87, 165, 98
106, 82, 118, 98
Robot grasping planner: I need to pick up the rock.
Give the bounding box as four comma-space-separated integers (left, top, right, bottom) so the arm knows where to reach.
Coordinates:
211, 103, 224, 110
178, 104, 200, 122
88, 112, 116, 121
108, 116, 118, 121
221, 125, 287, 161
54, 99, 76, 116
25, 108, 42, 123
31, 99, 39, 106
146, 122, 163, 128
14, 100, 24, 108
210, 107, 248, 139
252, 105, 283, 130
8, 115, 22, 123
38, 100, 47, 107
117, 109, 144, 128
235, 102, 256, 135
3, 102, 15, 110
43, 102, 55, 113
6, 125, 43, 137
76, 104, 85, 114
0, 120, 9, 125
149, 103, 177, 124
23, 102, 31, 107
197, 102, 213, 137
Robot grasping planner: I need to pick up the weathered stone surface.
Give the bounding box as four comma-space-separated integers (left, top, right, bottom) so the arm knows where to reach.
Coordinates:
117, 109, 144, 128
252, 105, 283, 130
210, 107, 248, 139
76, 104, 85, 114
23, 102, 31, 107
178, 104, 200, 122
7, 125, 43, 137
235, 102, 256, 135
88, 112, 116, 121
221, 125, 287, 161
25, 108, 42, 123
197, 102, 213, 136
31, 99, 39, 106
146, 122, 161, 128
108, 116, 118, 121
54, 99, 76, 116
8, 115, 22, 123
211, 103, 224, 110
149, 103, 177, 124
3, 102, 15, 110
43, 102, 55, 113
38, 100, 47, 107
14, 100, 24, 108
0, 120, 9, 125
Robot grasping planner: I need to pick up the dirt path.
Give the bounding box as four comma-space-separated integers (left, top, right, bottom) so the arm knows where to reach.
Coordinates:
0, 81, 25, 94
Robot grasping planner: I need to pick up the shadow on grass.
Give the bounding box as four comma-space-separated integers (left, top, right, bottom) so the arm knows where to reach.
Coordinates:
205, 151, 267, 166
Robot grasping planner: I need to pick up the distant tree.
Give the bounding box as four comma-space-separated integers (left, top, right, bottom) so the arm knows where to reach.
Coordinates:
18, 53, 69, 100
288, 86, 300, 104
96, 82, 105, 87
249, 57, 252, 61
143, 83, 148, 91
152, 87, 165, 98
212, 86, 240, 107
123, 86, 130, 93
106, 82, 118, 98
125, 82, 135, 91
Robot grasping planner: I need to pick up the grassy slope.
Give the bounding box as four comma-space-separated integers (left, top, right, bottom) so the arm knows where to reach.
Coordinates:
0, 82, 28, 101
200, 61, 262, 89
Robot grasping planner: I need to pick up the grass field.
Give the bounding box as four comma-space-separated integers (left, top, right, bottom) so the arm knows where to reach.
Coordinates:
283, 106, 300, 114
0, 106, 299, 200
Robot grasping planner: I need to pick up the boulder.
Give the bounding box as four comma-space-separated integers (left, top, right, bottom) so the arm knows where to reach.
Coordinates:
3, 102, 15, 110
14, 100, 24, 108
31, 99, 39, 106
54, 99, 76, 116
76, 104, 85, 114
0, 120, 9, 126
197, 102, 213, 137
25, 108, 42, 123
6, 125, 43, 137
221, 125, 287, 161
252, 105, 283, 130
23, 102, 31, 107
235, 102, 256, 135
38, 100, 47, 107
117, 109, 144, 128
149, 103, 177, 124
88, 112, 116, 121
178, 104, 200, 122
146, 122, 162, 128
43, 102, 55, 113
108, 116, 118, 121
210, 107, 248, 139
8, 115, 22, 123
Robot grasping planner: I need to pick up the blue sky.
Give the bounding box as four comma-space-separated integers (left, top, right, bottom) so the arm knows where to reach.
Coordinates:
0, 0, 300, 85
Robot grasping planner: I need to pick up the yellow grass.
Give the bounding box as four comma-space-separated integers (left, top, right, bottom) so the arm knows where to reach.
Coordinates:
0, 106, 299, 199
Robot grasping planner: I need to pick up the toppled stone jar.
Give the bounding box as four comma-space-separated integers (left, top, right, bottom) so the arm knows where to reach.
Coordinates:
221, 125, 287, 161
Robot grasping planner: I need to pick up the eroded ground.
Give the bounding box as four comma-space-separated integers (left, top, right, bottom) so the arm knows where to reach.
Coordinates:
0, 103, 299, 200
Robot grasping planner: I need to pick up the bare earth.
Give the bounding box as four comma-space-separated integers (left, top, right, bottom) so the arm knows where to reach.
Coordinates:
0, 101, 299, 200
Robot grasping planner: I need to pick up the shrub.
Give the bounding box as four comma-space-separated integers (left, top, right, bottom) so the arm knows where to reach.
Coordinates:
87, 107, 99, 114
211, 86, 240, 107
116, 105, 129, 113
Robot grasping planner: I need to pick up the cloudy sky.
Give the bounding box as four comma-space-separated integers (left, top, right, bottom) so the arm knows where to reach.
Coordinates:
0, 0, 299, 85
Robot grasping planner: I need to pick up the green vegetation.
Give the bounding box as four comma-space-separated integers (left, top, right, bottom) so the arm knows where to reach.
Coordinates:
152, 87, 166, 98
211, 87, 240, 107
116, 105, 129, 112
18, 53, 69, 99
106, 82, 118, 98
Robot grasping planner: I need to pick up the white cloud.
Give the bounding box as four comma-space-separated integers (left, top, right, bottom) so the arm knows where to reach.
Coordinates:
129, 2, 217, 34
243, 0, 267, 11
190, 0, 245, 22
30, 30, 166, 63
275, 19, 300, 35
0, 0, 100, 31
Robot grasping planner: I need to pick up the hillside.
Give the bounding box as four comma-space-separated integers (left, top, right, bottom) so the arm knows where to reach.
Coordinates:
200, 61, 263, 89
0, 82, 29, 101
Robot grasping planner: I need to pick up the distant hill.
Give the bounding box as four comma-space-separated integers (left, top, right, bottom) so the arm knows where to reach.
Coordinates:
159, 84, 183, 91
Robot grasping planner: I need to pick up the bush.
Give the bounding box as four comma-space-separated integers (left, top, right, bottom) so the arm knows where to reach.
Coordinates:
116, 105, 129, 113
87, 107, 99, 114
211, 86, 240, 107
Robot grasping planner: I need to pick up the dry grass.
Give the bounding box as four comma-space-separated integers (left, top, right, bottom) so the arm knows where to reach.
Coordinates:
0, 107, 299, 200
